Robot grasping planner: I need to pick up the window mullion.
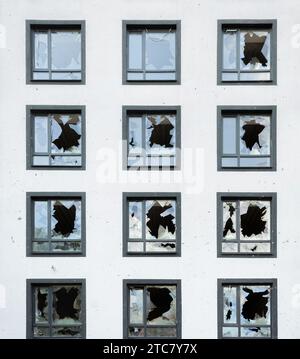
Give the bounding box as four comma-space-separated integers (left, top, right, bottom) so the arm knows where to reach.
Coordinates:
48, 30, 52, 79
142, 30, 146, 80
47, 200, 52, 251
49, 287, 53, 337
48, 114, 52, 165
237, 285, 241, 337
143, 286, 147, 337
237, 200, 240, 252
236, 115, 240, 167
142, 200, 146, 254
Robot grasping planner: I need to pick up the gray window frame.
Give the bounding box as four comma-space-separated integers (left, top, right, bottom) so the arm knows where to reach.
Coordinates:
217, 19, 277, 85
26, 278, 86, 339
217, 106, 277, 171
217, 278, 277, 339
122, 20, 181, 85
123, 279, 182, 339
217, 192, 277, 258
122, 106, 181, 170
26, 105, 86, 170
26, 20, 86, 85
26, 192, 86, 257
123, 192, 181, 257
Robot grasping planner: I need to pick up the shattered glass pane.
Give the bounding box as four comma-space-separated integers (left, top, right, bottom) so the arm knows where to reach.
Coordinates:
146, 242, 176, 252
146, 327, 176, 337
145, 30, 175, 70
223, 117, 236, 154
128, 201, 142, 239
51, 200, 81, 239
240, 200, 270, 241
240, 115, 270, 155
53, 286, 81, 325
51, 156, 82, 166
222, 243, 238, 253
240, 157, 270, 167
51, 31, 81, 70
146, 115, 175, 155
52, 327, 81, 337
146, 286, 176, 325
34, 32, 48, 69
128, 117, 143, 155
51, 72, 81, 80
240, 31, 270, 70
33, 156, 50, 166
223, 202, 236, 240
128, 32, 142, 70
240, 242, 271, 253
223, 286, 237, 324
34, 201, 48, 239
51, 241, 81, 252
51, 114, 81, 154
129, 288, 143, 324
240, 326, 271, 337
223, 31, 237, 69
146, 200, 176, 240
128, 327, 144, 337
35, 287, 48, 323
34, 116, 48, 153
32, 242, 50, 252
33, 326, 49, 337
222, 326, 239, 337
240, 285, 271, 325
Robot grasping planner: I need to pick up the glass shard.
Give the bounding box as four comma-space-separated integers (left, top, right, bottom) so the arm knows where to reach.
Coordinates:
146, 286, 176, 325
129, 288, 143, 324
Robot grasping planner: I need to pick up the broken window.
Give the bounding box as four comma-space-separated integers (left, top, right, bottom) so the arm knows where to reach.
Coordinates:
125, 281, 181, 338
125, 108, 180, 169
29, 281, 85, 338
30, 109, 84, 168
218, 194, 276, 256
125, 193, 180, 256
30, 23, 84, 81
125, 22, 180, 82
219, 280, 277, 338
219, 21, 276, 83
219, 108, 275, 169
29, 194, 85, 255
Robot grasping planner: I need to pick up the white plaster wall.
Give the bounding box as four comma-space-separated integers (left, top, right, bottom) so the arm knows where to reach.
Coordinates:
0, 0, 300, 339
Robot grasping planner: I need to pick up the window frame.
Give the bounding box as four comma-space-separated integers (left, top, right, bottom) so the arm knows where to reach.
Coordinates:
217, 192, 277, 258
26, 278, 86, 339
217, 278, 278, 339
26, 105, 86, 170
123, 279, 182, 339
217, 106, 277, 171
122, 106, 181, 170
26, 192, 86, 257
26, 20, 86, 85
217, 19, 277, 85
122, 20, 181, 85
123, 192, 181, 257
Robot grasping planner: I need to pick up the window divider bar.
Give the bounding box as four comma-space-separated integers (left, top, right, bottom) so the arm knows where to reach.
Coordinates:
143, 286, 147, 336
47, 200, 51, 250
48, 30, 52, 78
142, 30, 146, 80
237, 285, 241, 337
142, 200, 146, 253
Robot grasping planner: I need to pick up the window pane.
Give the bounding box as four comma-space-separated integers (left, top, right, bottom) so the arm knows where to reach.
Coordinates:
240, 115, 270, 155
52, 285, 81, 325
51, 72, 81, 80
145, 72, 176, 80
240, 285, 271, 325
129, 288, 143, 324
240, 157, 270, 167
128, 327, 144, 337
33, 156, 49, 166
146, 200, 176, 240
240, 31, 270, 70
128, 242, 144, 252
223, 201, 236, 240
34, 32, 48, 69
127, 72, 144, 80
240, 72, 270, 81
146, 242, 176, 252
146, 327, 176, 337
222, 72, 238, 81
128, 32, 142, 70
52, 327, 81, 337
240, 326, 271, 337
240, 242, 271, 253
146, 115, 175, 155
146, 31, 175, 70
33, 327, 50, 337
223, 31, 236, 69
34, 116, 48, 153
51, 31, 81, 70
51, 156, 82, 166
51, 241, 81, 252
222, 117, 236, 154
128, 201, 142, 239
222, 327, 239, 337
223, 286, 237, 324
51, 114, 81, 154
221, 157, 238, 167
33, 72, 50, 80
222, 242, 238, 252
146, 286, 176, 325
128, 117, 143, 155
34, 201, 48, 239
51, 200, 81, 239
35, 287, 48, 323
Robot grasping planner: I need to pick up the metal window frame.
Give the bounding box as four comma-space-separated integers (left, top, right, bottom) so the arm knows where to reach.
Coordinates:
26, 105, 86, 170
122, 20, 181, 85
26, 20, 86, 85
122, 106, 181, 170
123, 279, 182, 339
217, 19, 277, 85
122, 192, 181, 257
26, 278, 86, 339
26, 192, 86, 257
217, 278, 278, 339
217, 192, 277, 258
217, 106, 277, 171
